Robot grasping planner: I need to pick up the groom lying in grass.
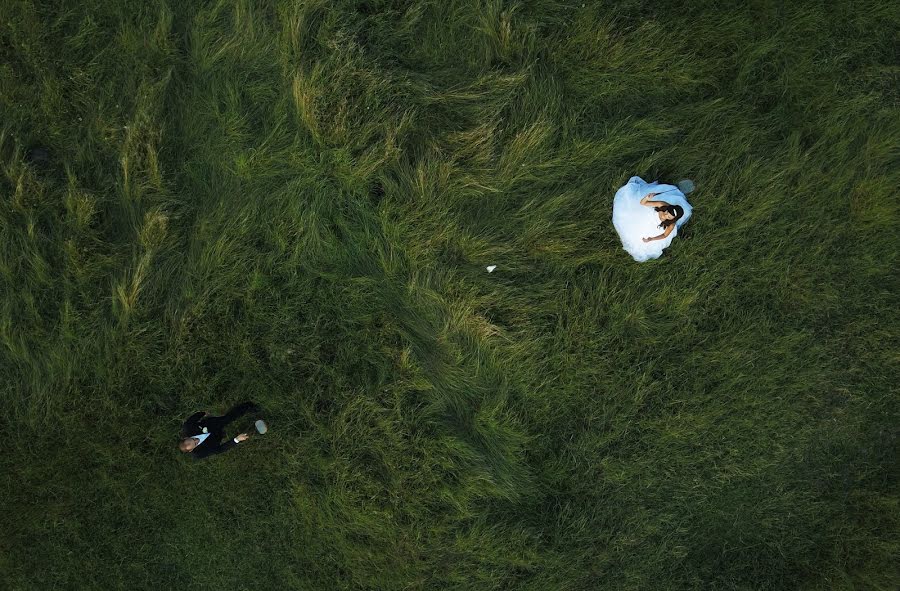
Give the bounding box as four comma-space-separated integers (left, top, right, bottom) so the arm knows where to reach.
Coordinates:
178, 402, 265, 459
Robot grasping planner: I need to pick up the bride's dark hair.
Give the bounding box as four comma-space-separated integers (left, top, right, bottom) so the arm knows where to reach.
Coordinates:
655, 204, 684, 229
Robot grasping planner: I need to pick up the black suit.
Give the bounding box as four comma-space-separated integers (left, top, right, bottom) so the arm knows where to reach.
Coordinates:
181, 402, 258, 459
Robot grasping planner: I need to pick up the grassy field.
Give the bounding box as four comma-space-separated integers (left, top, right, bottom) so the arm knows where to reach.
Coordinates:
1, 0, 898, 589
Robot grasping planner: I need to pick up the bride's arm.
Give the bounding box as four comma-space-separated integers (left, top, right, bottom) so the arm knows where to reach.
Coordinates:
640, 193, 667, 207
642, 224, 675, 242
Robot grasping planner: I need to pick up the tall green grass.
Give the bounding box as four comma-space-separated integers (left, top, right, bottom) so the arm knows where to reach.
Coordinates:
1, 0, 897, 589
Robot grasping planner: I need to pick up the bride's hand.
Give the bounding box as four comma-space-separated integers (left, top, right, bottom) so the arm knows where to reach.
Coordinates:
642, 237, 652, 242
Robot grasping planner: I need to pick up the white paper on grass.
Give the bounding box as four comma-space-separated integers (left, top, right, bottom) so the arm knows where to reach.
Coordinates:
486, 265, 497, 273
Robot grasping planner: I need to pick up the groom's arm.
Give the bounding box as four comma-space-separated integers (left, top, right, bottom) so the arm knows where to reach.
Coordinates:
192, 438, 237, 459
191, 433, 249, 459
181, 411, 207, 437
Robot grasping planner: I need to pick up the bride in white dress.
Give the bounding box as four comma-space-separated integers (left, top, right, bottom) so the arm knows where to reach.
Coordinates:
612, 176, 693, 262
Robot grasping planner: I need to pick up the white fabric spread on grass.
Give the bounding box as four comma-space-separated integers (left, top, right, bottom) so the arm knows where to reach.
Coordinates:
612, 176, 692, 262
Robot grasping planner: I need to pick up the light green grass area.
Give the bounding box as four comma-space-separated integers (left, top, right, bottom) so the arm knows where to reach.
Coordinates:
1, 1, 898, 589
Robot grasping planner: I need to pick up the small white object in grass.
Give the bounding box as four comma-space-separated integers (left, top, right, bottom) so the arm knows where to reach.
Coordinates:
255, 420, 268, 434
486, 265, 497, 273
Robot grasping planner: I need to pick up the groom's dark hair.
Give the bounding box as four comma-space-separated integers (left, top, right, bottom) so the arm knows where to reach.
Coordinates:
655, 204, 684, 229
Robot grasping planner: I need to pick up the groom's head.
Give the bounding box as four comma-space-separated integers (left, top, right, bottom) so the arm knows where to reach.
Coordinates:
179, 438, 199, 453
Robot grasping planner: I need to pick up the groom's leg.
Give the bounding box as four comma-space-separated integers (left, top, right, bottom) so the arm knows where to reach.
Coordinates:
220, 401, 259, 426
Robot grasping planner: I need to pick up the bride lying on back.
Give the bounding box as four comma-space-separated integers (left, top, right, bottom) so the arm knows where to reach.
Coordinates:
612, 176, 693, 262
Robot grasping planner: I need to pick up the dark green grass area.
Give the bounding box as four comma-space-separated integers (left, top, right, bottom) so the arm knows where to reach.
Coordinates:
1, 0, 898, 589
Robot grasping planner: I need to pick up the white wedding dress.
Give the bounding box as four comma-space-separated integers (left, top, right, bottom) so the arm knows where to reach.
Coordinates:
612, 176, 692, 262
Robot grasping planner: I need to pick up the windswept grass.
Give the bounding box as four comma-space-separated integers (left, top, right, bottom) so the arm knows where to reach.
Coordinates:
1, 1, 898, 589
